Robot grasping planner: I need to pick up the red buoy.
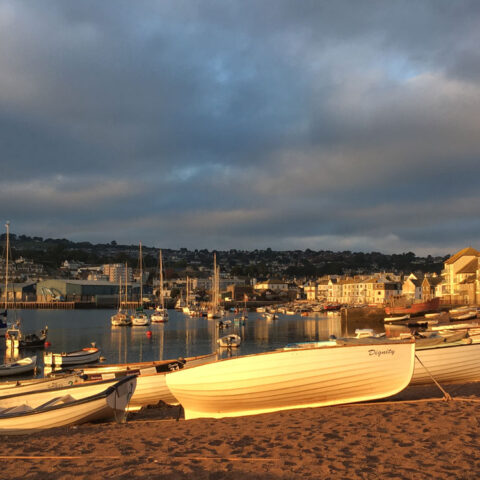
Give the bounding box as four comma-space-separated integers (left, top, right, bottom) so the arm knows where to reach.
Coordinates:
44, 341, 51, 348
146, 330, 152, 337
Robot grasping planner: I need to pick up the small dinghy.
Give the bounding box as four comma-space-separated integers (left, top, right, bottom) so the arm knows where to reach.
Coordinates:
0, 375, 136, 435
383, 314, 410, 323
44, 346, 101, 367
0, 356, 37, 377
5, 324, 48, 349
217, 334, 241, 348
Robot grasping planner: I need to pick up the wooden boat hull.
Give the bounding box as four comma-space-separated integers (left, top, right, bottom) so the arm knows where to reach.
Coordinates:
44, 348, 101, 367
412, 340, 480, 385
166, 341, 415, 420
0, 376, 136, 435
79, 353, 218, 410
385, 298, 440, 316
0, 373, 86, 396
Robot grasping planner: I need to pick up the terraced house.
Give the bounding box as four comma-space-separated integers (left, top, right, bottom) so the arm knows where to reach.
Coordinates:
439, 247, 480, 305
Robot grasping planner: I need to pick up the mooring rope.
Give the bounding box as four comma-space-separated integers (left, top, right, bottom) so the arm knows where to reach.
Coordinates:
414, 353, 453, 401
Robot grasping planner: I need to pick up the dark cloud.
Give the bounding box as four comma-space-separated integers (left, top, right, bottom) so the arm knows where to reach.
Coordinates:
1, 0, 480, 254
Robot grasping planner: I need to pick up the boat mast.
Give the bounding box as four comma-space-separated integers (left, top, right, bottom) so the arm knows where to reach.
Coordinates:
118, 269, 122, 312
213, 253, 218, 313
159, 249, 164, 309
4, 221, 9, 310
139, 242, 143, 308
124, 262, 128, 308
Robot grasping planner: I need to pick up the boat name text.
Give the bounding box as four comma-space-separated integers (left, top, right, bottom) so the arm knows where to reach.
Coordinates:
368, 348, 395, 357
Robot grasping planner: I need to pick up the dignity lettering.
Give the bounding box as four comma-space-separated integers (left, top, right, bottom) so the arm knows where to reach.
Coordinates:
368, 348, 395, 357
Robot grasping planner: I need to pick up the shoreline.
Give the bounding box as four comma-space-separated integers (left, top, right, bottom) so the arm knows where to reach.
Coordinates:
2, 381, 479, 479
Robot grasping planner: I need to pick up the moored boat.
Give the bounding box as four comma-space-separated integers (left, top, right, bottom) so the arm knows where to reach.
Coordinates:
166, 339, 415, 420
450, 310, 478, 321
5, 324, 48, 349
384, 314, 410, 323
385, 297, 440, 316
217, 334, 241, 348
0, 356, 37, 377
44, 346, 101, 367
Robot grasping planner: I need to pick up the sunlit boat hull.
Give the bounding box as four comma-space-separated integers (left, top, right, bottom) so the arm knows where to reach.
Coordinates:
79, 353, 218, 410
0, 376, 136, 435
412, 340, 480, 385
0, 356, 37, 377
166, 341, 415, 420
44, 347, 101, 367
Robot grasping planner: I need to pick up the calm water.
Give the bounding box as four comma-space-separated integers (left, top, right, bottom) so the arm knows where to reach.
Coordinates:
2, 309, 356, 372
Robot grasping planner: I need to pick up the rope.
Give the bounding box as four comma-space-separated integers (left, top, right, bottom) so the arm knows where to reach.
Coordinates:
414, 354, 452, 401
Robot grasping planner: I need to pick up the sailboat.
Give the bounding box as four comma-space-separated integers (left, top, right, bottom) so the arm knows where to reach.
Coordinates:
0, 221, 10, 336
1, 221, 37, 370
131, 242, 150, 326
182, 276, 192, 315
151, 250, 168, 323
207, 253, 222, 319
111, 263, 132, 326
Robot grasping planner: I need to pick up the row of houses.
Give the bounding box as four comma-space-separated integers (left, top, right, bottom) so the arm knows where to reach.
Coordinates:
2, 247, 480, 306
303, 247, 480, 305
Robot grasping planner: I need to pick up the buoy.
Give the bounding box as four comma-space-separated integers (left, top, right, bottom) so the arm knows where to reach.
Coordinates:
45, 341, 51, 348
146, 330, 152, 337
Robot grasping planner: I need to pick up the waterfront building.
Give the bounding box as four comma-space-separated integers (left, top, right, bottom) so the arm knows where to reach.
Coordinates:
439, 247, 480, 304
254, 278, 289, 292
327, 276, 401, 305
36, 279, 140, 305
0, 282, 36, 302
102, 263, 134, 283
402, 274, 423, 301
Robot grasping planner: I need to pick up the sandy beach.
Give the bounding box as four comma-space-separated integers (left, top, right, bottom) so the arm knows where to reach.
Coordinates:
2, 382, 480, 479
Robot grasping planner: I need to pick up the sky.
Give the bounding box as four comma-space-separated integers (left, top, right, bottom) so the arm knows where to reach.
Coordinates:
1, 0, 479, 256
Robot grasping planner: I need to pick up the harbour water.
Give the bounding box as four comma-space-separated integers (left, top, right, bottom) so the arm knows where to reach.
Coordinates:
0, 309, 367, 372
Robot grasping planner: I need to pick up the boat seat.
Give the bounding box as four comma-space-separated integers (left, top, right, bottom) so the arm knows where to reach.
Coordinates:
36, 394, 76, 409
0, 404, 33, 415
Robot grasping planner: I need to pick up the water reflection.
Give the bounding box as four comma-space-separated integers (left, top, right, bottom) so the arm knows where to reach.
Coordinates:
1, 309, 353, 371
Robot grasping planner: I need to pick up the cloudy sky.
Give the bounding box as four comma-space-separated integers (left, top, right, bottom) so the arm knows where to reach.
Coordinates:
1, 1, 479, 255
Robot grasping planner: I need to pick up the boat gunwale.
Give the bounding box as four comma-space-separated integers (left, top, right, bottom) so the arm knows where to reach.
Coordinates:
0, 374, 132, 402
172, 339, 415, 369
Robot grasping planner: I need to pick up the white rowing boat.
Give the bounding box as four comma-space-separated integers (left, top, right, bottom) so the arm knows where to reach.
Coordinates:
0, 376, 136, 435
412, 338, 480, 385
78, 353, 218, 411
166, 339, 415, 420
0, 356, 37, 377
44, 347, 101, 367
217, 334, 241, 348
383, 314, 410, 323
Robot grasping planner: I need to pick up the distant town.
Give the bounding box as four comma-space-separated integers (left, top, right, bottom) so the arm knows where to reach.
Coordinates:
1, 233, 477, 307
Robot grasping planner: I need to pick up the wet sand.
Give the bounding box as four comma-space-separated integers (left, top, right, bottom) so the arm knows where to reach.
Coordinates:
2, 382, 480, 479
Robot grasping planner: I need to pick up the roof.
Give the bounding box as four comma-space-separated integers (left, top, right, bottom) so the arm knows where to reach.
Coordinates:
445, 247, 480, 265
422, 276, 443, 287
456, 258, 478, 274
404, 278, 422, 287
